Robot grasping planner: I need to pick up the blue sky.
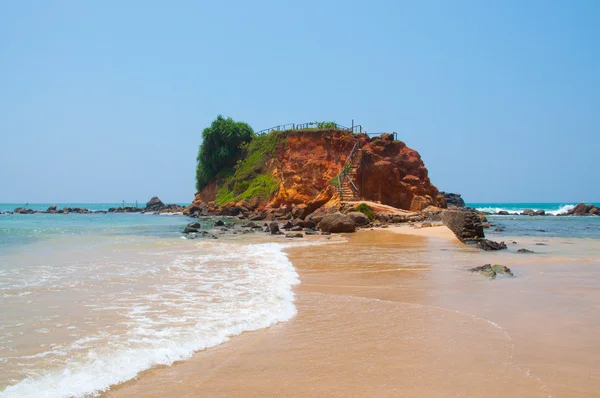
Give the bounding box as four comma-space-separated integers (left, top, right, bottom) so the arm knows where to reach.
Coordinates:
1, 0, 598, 203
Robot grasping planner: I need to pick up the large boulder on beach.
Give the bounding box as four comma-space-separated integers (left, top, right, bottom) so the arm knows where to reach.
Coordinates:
442, 210, 484, 242
146, 196, 165, 210
476, 239, 507, 251
345, 211, 371, 226
318, 213, 356, 233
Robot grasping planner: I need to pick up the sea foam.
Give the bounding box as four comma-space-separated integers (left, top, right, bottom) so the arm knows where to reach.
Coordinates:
0, 242, 299, 398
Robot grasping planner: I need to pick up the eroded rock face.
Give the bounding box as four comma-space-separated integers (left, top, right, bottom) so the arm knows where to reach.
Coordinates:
318, 213, 356, 233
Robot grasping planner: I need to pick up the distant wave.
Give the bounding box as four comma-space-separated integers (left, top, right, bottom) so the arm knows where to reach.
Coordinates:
475, 204, 575, 215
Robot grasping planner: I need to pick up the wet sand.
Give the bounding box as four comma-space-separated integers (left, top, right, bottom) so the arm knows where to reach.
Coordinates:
107, 226, 600, 397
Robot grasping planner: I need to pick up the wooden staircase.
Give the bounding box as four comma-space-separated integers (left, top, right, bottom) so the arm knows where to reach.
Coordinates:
339, 147, 362, 202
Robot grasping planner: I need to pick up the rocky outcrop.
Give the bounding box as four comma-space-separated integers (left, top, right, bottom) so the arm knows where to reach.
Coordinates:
187, 129, 444, 217
440, 192, 465, 208
566, 203, 600, 216
318, 213, 356, 233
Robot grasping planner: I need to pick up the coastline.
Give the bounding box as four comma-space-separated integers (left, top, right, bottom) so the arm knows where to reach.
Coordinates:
106, 225, 600, 397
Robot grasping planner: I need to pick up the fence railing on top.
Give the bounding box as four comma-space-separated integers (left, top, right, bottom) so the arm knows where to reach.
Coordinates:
256, 121, 367, 136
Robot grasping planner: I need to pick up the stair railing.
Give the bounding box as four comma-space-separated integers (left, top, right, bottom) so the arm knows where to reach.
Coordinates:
335, 141, 361, 200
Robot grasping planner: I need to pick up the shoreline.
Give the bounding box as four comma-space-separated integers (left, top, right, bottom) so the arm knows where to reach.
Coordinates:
105, 225, 570, 397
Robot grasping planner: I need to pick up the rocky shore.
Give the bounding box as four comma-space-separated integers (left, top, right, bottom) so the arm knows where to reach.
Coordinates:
5, 196, 185, 215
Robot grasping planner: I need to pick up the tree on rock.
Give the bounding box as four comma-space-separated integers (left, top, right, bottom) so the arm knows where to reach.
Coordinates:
196, 115, 255, 191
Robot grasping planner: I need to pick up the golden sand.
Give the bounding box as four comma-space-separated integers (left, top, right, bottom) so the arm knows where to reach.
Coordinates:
107, 227, 600, 397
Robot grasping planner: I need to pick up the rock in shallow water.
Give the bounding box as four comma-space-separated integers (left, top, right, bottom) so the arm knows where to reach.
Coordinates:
469, 264, 514, 279
476, 239, 507, 251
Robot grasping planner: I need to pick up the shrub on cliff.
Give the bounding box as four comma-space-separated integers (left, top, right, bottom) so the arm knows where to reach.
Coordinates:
215, 131, 283, 206
354, 203, 375, 220
196, 115, 255, 191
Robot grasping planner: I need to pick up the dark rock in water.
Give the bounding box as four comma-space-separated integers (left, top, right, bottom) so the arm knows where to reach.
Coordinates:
282, 220, 293, 230
442, 210, 484, 242
269, 222, 280, 235
285, 232, 304, 238
469, 264, 513, 279
440, 192, 466, 208
345, 211, 371, 226
518, 248, 534, 253
213, 220, 225, 227
183, 221, 201, 234
146, 196, 165, 210
476, 239, 507, 251
304, 229, 319, 235
14, 207, 35, 214
47, 205, 57, 212
535, 242, 547, 246
520, 209, 535, 216
290, 225, 303, 232
567, 203, 600, 216
535, 210, 546, 216
494, 227, 505, 232
497, 210, 509, 215
318, 213, 356, 233
537, 229, 547, 232
242, 222, 257, 228
512, 241, 518, 244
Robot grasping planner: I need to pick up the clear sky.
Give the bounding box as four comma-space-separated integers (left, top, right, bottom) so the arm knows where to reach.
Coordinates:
1, 0, 598, 204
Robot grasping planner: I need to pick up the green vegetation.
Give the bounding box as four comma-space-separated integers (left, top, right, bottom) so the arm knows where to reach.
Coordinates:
354, 203, 375, 220
214, 131, 283, 206
196, 115, 255, 191
297, 121, 338, 130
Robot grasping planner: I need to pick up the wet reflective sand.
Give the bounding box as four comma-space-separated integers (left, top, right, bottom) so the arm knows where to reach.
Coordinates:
107, 227, 600, 397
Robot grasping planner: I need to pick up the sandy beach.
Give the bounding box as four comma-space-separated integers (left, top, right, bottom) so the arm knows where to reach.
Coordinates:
105, 225, 600, 397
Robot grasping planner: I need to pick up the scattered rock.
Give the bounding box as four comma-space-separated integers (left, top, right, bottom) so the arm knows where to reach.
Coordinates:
476, 239, 507, 251
535, 210, 546, 216
285, 232, 304, 238
469, 264, 514, 279
494, 227, 505, 232
517, 248, 534, 253
520, 209, 535, 216
497, 210, 509, 215
535, 242, 547, 246
304, 229, 319, 235
213, 220, 225, 227
47, 205, 57, 212
567, 203, 600, 216
269, 222, 281, 235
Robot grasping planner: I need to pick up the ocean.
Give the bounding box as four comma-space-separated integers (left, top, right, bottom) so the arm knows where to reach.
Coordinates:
0, 202, 599, 397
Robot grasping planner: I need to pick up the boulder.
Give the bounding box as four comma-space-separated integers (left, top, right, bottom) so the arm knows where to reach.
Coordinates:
146, 196, 165, 210
318, 213, 356, 233
520, 209, 535, 216
440, 192, 465, 208
534, 210, 546, 216
517, 248, 534, 253
285, 232, 304, 238
497, 211, 509, 215
269, 222, 280, 235
47, 205, 57, 212
345, 211, 371, 226
567, 203, 600, 216
213, 220, 225, 227
409, 195, 434, 212
442, 210, 484, 242
469, 264, 514, 279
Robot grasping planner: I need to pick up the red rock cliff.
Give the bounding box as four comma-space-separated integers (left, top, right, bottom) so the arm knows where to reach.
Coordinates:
189, 129, 444, 213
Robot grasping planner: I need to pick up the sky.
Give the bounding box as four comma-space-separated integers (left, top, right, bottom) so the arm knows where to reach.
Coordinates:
1, 0, 598, 204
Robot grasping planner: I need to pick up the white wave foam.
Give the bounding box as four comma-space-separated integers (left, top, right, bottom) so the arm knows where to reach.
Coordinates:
475, 204, 575, 215
0, 242, 300, 398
